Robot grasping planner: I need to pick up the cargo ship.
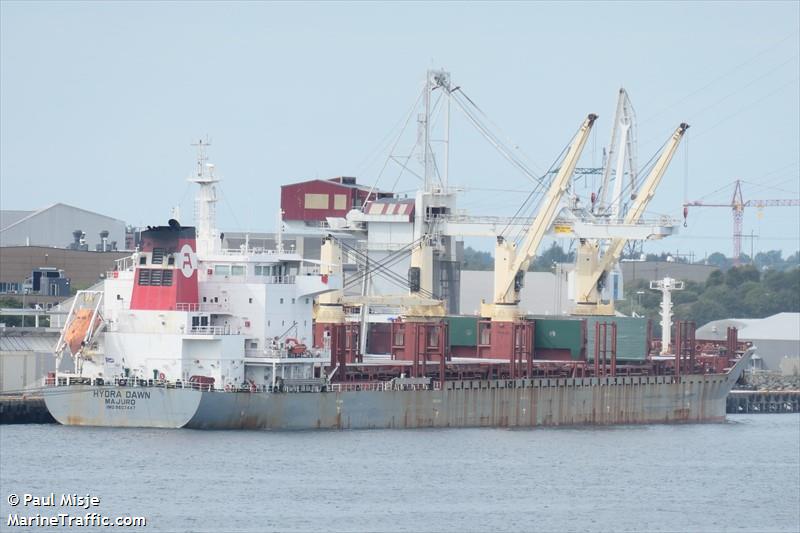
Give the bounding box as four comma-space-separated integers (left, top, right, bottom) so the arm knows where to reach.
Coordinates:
43, 72, 752, 430
42, 156, 751, 429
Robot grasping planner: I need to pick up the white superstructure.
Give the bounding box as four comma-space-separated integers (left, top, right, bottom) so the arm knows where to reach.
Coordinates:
55, 145, 341, 391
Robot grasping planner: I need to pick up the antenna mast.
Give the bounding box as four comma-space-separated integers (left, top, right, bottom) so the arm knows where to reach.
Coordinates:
188, 138, 220, 255
650, 277, 684, 355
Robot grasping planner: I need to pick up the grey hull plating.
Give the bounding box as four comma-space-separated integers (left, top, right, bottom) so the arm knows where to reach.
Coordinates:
187, 373, 737, 429
44, 386, 202, 428
43, 351, 749, 429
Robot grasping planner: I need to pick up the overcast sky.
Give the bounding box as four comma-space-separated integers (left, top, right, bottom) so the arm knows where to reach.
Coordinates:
2, 1, 798, 259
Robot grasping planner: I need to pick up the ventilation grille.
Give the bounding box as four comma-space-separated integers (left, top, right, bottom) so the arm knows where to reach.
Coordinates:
151, 248, 165, 264
137, 269, 174, 287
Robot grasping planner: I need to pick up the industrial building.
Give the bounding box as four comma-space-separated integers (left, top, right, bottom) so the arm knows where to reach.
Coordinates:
280, 176, 464, 313
280, 176, 391, 224
0, 330, 58, 393
0, 246, 128, 306
459, 270, 571, 316
1, 203, 126, 250
697, 312, 800, 372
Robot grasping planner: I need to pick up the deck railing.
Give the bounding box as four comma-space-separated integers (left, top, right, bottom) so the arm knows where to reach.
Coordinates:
175, 302, 231, 313
187, 325, 231, 336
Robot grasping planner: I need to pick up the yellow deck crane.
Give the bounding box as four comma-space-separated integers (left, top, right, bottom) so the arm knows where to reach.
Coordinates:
572, 122, 689, 316
313, 235, 362, 369
481, 113, 598, 322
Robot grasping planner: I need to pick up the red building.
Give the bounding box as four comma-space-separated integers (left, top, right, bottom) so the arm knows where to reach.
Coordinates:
280, 177, 392, 222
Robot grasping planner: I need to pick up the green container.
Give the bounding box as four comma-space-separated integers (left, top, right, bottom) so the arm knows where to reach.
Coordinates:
585, 316, 648, 361
445, 316, 479, 347
531, 317, 585, 360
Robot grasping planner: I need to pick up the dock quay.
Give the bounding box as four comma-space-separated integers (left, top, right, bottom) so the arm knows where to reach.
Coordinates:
726, 390, 800, 414
0, 395, 55, 424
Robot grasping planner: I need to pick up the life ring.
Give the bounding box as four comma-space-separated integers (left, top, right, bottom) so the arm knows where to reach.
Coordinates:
158, 372, 166, 380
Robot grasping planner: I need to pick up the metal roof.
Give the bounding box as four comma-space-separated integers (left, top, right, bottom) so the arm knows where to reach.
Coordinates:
364, 199, 415, 217
0, 331, 58, 352
696, 313, 800, 342
0, 203, 125, 233
0, 210, 34, 231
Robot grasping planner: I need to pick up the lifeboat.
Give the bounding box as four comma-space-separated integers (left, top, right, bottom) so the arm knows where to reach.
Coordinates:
64, 309, 102, 355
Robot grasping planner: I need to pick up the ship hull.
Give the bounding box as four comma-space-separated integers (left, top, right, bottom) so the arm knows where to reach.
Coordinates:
44, 386, 202, 429
44, 370, 744, 430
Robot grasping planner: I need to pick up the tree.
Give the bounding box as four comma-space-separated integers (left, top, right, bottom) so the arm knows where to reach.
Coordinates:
462, 246, 493, 271
0, 297, 22, 327
645, 252, 687, 263
754, 250, 783, 270
706, 269, 724, 287
701, 285, 739, 313
530, 243, 575, 271
785, 251, 800, 269
706, 252, 729, 270
725, 265, 760, 287
688, 299, 728, 326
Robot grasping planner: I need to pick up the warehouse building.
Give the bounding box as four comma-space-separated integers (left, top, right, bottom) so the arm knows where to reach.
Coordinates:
459, 270, 571, 316
1, 203, 126, 250
0, 330, 59, 393
280, 176, 391, 224
0, 246, 128, 307
696, 312, 800, 372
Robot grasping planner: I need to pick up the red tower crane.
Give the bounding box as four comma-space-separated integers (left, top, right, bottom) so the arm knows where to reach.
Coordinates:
684, 179, 800, 266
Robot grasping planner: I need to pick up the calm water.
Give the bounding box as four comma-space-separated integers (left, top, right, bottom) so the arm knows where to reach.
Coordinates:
1, 415, 798, 533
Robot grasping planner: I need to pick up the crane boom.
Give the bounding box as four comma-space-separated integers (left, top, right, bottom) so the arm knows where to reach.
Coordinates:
575, 122, 689, 312
597, 88, 637, 217
683, 179, 799, 265
488, 113, 597, 317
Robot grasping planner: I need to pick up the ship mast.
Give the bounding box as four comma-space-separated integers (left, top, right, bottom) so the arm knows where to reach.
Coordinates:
650, 277, 685, 355
188, 138, 220, 255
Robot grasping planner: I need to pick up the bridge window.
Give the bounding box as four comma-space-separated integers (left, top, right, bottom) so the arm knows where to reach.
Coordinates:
215, 264, 230, 276
231, 265, 245, 276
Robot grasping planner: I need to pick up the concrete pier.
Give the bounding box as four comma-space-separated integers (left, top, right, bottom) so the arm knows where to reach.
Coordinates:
727, 390, 800, 414
0, 396, 55, 424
